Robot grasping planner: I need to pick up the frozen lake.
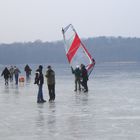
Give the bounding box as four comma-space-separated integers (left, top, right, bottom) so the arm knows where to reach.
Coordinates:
0, 62, 140, 140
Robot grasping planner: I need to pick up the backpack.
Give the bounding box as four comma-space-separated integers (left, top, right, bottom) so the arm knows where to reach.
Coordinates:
34, 71, 39, 84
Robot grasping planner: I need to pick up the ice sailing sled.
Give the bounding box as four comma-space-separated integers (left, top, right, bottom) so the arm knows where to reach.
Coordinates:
62, 24, 95, 76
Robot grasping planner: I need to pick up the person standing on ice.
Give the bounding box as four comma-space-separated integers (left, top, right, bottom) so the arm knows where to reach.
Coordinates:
1, 67, 10, 85
35, 65, 46, 103
45, 65, 55, 102
71, 65, 81, 91
9, 66, 14, 82
14, 66, 21, 85
80, 64, 88, 92
24, 64, 32, 79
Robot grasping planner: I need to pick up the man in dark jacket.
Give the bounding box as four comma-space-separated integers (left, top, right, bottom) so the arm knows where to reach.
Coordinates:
1, 67, 10, 85
24, 64, 32, 78
80, 64, 88, 92
35, 65, 46, 103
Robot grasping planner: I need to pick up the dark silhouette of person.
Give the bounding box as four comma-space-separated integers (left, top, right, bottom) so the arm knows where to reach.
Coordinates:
24, 64, 32, 78
35, 65, 46, 103
45, 65, 55, 102
1, 67, 10, 85
71, 65, 81, 91
80, 64, 88, 92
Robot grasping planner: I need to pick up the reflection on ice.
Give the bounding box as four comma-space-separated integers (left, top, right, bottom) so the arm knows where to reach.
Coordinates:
0, 63, 140, 139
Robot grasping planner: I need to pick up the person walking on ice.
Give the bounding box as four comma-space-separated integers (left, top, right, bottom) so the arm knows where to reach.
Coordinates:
1, 67, 10, 85
14, 66, 21, 85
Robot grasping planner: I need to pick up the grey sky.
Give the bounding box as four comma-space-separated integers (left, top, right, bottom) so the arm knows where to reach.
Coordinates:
0, 0, 140, 43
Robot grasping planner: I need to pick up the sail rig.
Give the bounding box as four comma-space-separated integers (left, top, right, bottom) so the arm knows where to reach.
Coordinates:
62, 24, 95, 76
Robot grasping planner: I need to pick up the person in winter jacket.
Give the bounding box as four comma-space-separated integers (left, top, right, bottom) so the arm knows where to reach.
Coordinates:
45, 65, 55, 102
71, 65, 81, 91
80, 64, 88, 92
24, 64, 32, 78
35, 65, 46, 103
1, 67, 10, 85
9, 66, 14, 82
14, 66, 21, 85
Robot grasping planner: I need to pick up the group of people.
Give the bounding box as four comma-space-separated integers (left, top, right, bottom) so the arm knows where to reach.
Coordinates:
34, 65, 55, 103
71, 64, 89, 92
1, 64, 55, 103
1, 64, 32, 85
1, 66, 21, 85
1, 63, 91, 104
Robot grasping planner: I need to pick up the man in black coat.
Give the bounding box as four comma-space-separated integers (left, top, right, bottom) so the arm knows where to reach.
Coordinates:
80, 64, 88, 92
1, 67, 10, 85
35, 65, 46, 103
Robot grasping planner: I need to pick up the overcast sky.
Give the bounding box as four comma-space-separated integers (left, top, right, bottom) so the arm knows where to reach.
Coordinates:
0, 0, 140, 43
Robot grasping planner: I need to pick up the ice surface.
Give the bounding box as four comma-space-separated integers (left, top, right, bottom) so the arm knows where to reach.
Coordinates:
0, 62, 140, 140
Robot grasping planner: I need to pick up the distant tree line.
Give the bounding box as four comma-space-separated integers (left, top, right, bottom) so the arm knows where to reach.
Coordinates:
0, 36, 140, 64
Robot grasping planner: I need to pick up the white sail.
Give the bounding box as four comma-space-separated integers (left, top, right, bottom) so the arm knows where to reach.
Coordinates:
62, 24, 95, 76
